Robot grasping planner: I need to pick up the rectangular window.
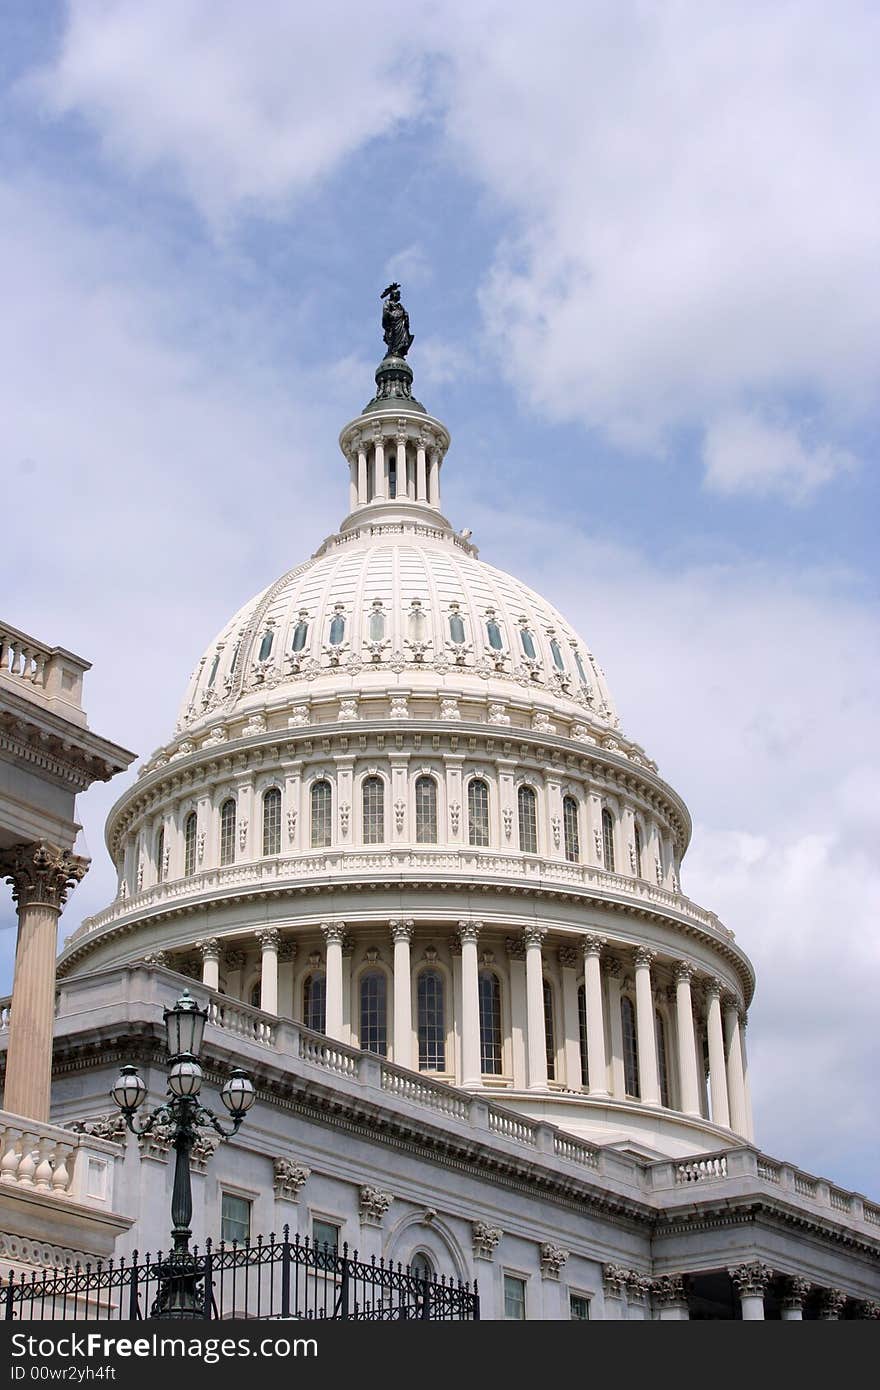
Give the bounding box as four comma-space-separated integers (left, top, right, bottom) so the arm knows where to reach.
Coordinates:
504, 1274, 527, 1320
220, 1192, 251, 1245
468, 780, 490, 847
312, 1219, 339, 1253
570, 1293, 591, 1320
362, 777, 385, 844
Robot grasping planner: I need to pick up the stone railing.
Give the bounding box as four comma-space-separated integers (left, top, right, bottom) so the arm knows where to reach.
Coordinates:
0, 621, 87, 723
0, 1112, 118, 1209
380, 1065, 470, 1119
67, 847, 731, 947
675, 1155, 728, 1184
206, 996, 276, 1047
554, 1133, 600, 1171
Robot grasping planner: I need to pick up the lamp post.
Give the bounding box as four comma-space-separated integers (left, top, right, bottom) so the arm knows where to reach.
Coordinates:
111, 988, 255, 1319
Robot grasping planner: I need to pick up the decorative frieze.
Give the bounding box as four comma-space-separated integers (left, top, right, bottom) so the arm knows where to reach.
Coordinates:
273, 1157, 310, 1201
471, 1221, 502, 1260
67, 1112, 128, 1144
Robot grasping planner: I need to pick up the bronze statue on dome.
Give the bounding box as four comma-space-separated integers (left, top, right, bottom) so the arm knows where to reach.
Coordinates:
380, 282, 414, 358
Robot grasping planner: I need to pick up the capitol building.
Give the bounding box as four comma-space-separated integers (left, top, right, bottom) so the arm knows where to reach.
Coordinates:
11, 312, 877, 1319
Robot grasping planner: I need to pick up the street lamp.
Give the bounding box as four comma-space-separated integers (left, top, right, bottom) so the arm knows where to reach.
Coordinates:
111, 988, 255, 1318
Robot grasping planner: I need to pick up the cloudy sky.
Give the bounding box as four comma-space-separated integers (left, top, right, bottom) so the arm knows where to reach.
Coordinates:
2, 1, 877, 1193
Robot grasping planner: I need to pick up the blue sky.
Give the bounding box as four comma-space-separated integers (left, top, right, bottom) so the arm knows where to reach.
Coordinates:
1, 2, 878, 1193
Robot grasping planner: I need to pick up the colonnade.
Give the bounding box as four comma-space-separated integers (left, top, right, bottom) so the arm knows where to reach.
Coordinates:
602, 1264, 871, 1320
190, 922, 753, 1138
345, 425, 443, 512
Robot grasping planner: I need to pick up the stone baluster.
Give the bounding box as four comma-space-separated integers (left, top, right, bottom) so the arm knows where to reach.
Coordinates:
523, 926, 548, 1091
729, 1262, 772, 1320
674, 961, 701, 1117
0, 843, 89, 1122
458, 921, 482, 1086
256, 929, 280, 1015
705, 978, 731, 1128
390, 919, 414, 1069
633, 947, 661, 1106
321, 922, 346, 1041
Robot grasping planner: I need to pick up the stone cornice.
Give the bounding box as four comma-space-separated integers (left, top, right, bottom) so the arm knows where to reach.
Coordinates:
0, 693, 134, 792
653, 1198, 880, 1262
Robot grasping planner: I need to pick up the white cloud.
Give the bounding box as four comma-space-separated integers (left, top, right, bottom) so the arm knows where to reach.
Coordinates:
471, 504, 880, 1188
702, 412, 858, 501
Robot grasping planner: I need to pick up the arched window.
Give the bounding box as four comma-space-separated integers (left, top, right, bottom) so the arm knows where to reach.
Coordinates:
408, 603, 427, 643
184, 812, 197, 877
155, 825, 165, 883
468, 779, 490, 847
388, 455, 397, 498
410, 1253, 435, 1282
478, 971, 503, 1075
291, 615, 309, 653
448, 609, 465, 643
369, 606, 385, 641
417, 969, 446, 1071
328, 610, 345, 646
543, 979, 556, 1081
578, 984, 589, 1086
250, 982, 261, 1009
550, 638, 565, 673
601, 807, 615, 871
519, 626, 537, 660
257, 629, 274, 662
415, 776, 438, 843
574, 650, 590, 686
262, 787, 281, 857
207, 652, 221, 687
303, 973, 326, 1033
655, 1010, 670, 1107
518, 785, 538, 854
634, 823, 643, 878
310, 780, 332, 848
220, 799, 236, 866
359, 971, 387, 1056
362, 776, 385, 844
563, 795, 580, 863
621, 995, 639, 1098
485, 616, 503, 651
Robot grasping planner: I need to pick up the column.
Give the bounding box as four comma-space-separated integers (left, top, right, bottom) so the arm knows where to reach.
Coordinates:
390, 919, 414, 1069
818, 1288, 847, 1320
321, 922, 345, 1041
197, 937, 221, 991
348, 454, 358, 512
604, 958, 625, 1099
674, 961, 701, 1117
741, 1013, 755, 1141
427, 449, 440, 507
505, 936, 528, 1089
0, 844, 88, 1122
523, 926, 548, 1091
396, 433, 407, 500
779, 1276, 811, 1321
723, 997, 749, 1136
633, 948, 661, 1106
705, 979, 731, 1128
340, 934, 353, 1045
416, 439, 427, 500
256, 929, 280, 1015
558, 947, 581, 1089
373, 437, 386, 501
458, 921, 481, 1086
729, 1262, 772, 1320
357, 445, 368, 505
583, 936, 609, 1096
278, 939, 297, 1020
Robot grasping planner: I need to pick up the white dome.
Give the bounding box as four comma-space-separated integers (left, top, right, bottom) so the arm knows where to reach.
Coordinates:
174, 524, 623, 751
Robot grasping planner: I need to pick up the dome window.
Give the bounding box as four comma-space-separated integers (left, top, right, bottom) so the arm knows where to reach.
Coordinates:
310, 780, 332, 848
485, 615, 504, 651
418, 969, 446, 1071
369, 604, 385, 642
518, 785, 538, 855
563, 795, 580, 863
207, 652, 221, 688
448, 607, 465, 644
415, 776, 438, 844
468, 779, 490, 847
303, 973, 326, 1034
291, 615, 309, 653
478, 971, 503, 1075
408, 601, 427, 642
262, 787, 281, 857
184, 811, 197, 877
656, 1010, 670, 1106
622, 996, 639, 1098
220, 799, 237, 866
601, 807, 616, 871
519, 626, 537, 660
359, 971, 388, 1056
578, 984, 589, 1086
574, 650, 590, 686
258, 629, 274, 663
550, 638, 566, 673
328, 608, 346, 646
634, 823, 643, 878
543, 979, 556, 1081
362, 775, 385, 844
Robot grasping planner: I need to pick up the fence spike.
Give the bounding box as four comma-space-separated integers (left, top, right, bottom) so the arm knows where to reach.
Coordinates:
282, 1222, 290, 1241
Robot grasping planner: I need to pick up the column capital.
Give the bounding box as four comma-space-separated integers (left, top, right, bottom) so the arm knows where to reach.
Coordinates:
457, 919, 481, 946
728, 1261, 773, 1299
856, 1299, 880, 1320
256, 928, 281, 952
779, 1274, 812, 1311
601, 1264, 629, 1298
389, 919, 414, 944
673, 959, 697, 985
722, 991, 745, 1018
650, 1274, 688, 1307
818, 1288, 847, 1319
522, 925, 547, 949
704, 976, 724, 1001
582, 934, 606, 959
196, 937, 221, 962
0, 842, 89, 911
633, 946, 656, 969
320, 921, 346, 946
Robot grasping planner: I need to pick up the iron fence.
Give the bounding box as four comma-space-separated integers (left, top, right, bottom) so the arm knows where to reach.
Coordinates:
3, 1229, 479, 1321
